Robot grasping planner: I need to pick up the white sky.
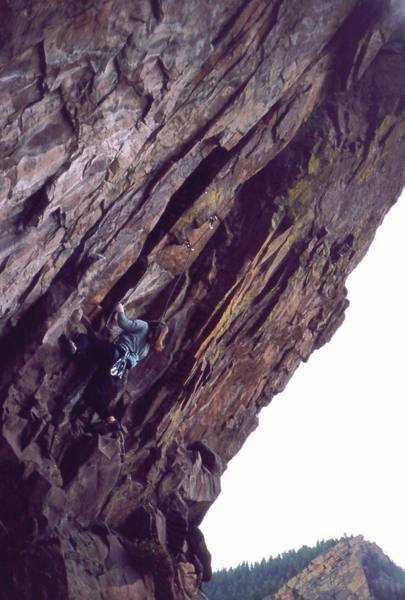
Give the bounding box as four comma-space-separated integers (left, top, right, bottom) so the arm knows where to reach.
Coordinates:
201, 189, 405, 572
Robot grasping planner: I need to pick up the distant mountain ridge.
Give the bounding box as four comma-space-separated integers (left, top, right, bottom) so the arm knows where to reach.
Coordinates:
204, 536, 405, 600
272, 536, 405, 600
204, 538, 341, 600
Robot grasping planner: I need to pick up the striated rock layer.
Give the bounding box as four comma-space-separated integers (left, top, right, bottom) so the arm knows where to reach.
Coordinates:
271, 536, 405, 600
0, 1, 404, 598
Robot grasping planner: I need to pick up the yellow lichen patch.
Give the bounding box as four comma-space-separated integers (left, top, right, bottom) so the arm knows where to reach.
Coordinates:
308, 153, 321, 175
356, 117, 396, 184
285, 178, 314, 214
205, 186, 225, 208
159, 404, 184, 448
376, 115, 394, 141
282, 148, 336, 222
254, 225, 294, 268
356, 157, 380, 184
194, 226, 296, 359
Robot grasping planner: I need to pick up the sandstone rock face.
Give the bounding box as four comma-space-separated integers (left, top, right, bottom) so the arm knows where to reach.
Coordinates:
270, 536, 405, 600
0, 1, 404, 599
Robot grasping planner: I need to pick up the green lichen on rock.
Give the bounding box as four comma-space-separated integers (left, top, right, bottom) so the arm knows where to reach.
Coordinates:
308, 154, 321, 175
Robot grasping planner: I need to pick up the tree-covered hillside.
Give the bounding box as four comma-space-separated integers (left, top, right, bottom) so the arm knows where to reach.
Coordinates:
362, 547, 405, 600
203, 538, 341, 600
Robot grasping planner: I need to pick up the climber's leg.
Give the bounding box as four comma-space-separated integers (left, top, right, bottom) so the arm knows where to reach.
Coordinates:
87, 334, 120, 370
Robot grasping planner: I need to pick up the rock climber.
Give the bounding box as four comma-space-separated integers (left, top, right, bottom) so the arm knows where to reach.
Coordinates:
63, 303, 169, 434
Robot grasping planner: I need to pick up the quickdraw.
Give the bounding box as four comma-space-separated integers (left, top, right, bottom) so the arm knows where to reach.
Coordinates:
110, 349, 130, 378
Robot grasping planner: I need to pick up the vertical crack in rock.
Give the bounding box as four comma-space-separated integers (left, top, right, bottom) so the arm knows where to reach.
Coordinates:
150, 0, 164, 23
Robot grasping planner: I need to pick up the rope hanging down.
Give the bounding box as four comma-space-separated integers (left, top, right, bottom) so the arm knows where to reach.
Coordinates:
158, 213, 220, 321
103, 210, 222, 326
159, 271, 184, 321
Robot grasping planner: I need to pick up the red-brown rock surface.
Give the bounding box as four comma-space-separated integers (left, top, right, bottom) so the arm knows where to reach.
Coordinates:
0, 1, 404, 599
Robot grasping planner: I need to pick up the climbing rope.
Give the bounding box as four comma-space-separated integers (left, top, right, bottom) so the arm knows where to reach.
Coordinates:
159, 272, 185, 321
158, 212, 221, 321
101, 206, 223, 326
118, 431, 126, 464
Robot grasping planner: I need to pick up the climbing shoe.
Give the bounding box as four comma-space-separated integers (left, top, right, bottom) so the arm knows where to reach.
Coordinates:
82, 418, 127, 436
108, 419, 127, 434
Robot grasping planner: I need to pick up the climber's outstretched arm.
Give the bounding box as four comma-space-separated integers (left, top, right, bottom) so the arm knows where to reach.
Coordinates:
115, 303, 148, 334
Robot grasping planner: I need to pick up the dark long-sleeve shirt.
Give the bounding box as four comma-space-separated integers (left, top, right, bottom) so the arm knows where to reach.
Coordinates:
116, 312, 150, 368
